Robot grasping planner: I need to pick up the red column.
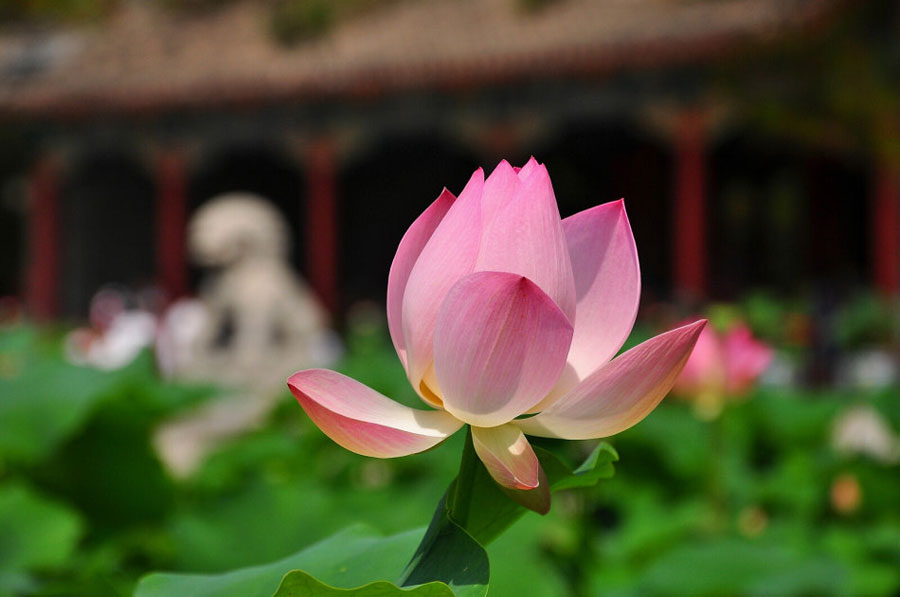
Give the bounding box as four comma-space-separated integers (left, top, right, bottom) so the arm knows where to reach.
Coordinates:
305, 139, 339, 313
673, 111, 708, 299
872, 161, 900, 295
25, 156, 60, 321
156, 151, 189, 302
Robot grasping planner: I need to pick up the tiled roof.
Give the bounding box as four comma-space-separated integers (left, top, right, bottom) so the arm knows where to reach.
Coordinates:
0, 0, 835, 119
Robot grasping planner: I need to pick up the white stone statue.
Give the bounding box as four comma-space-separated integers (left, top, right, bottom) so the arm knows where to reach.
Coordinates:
154, 192, 340, 477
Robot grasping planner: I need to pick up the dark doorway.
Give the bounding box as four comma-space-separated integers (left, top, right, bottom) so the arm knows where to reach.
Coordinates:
0, 128, 34, 301
533, 120, 673, 301
711, 133, 869, 299
190, 142, 305, 281
60, 150, 156, 319
0, 201, 21, 298
339, 134, 479, 312
805, 154, 869, 288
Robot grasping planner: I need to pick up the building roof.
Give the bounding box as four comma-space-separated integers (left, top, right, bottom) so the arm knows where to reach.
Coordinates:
0, 0, 835, 119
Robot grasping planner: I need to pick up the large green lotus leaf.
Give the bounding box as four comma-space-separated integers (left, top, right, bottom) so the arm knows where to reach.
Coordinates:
747, 557, 848, 597
0, 353, 118, 464
638, 539, 847, 596
168, 478, 339, 572
32, 410, 176, 531
168, 472, 447, 572
486, 512, 568, 597
135, 525, 427, 597
0, 570, 35, 597
398, 496, 489, 597
0, 328, 215, 466
0, 482, 83, 572
169, 420, 462, 572
273, 571, 452, 596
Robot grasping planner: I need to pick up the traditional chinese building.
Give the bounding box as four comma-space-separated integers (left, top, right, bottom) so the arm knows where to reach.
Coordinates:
0, 0, 895, 321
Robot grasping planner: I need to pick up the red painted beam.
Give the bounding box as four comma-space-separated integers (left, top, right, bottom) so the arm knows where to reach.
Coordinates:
673, 111, 708, 298
156, 151, 189, 302
305, 139, 339, 313
872, 161, 900, 295
25, 156, 60, 321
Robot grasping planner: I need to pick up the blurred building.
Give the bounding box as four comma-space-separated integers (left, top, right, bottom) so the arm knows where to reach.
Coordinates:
0, 0, 896, 320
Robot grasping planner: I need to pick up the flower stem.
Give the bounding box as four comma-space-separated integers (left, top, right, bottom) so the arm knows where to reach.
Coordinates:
448, 426, 477, 528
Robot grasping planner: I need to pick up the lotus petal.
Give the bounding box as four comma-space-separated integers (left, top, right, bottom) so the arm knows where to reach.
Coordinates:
481, 160, 520, 231
471, 424, 540, 490
475, 164, 576, 321
402, 169, 485, 400
434, 272, 573, 427
387, 188, 455, 369
516, 156, 540, 179
723, 324, 773, 395
288, 369, 464, 458
673, 322, 726, 396
561, 200, 641, 387
517, 320, 705, 440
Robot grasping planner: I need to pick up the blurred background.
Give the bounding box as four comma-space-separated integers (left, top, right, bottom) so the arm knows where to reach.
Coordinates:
1, 0, 899, 595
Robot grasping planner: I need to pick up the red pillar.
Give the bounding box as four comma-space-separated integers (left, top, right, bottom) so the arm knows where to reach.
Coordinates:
673, 111, 708, 298
25, 156, 60, 321
305, 139, 339, 313
156, 150, 189, 301
872, 161, 900, 295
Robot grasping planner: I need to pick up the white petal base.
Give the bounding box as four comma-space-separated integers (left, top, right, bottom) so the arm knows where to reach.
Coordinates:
288, 369, 463, 458
471, 424, 540, 490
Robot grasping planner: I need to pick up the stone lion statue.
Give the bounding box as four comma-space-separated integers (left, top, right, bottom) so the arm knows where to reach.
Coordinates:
155, 192, 340, 476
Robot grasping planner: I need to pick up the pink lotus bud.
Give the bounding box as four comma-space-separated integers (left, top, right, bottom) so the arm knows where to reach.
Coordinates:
674, 321, 772, 418
288, 159, 705, 491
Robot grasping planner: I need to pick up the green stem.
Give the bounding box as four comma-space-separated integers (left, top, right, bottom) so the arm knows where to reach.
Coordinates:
448, 426, 478, 528
398, 427, 482, 587
710, 411, 727, 529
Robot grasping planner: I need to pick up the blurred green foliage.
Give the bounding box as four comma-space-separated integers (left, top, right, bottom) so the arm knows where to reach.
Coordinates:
834, 291, 900, 349
137, 525, 445, 597
1, 320, 899, 596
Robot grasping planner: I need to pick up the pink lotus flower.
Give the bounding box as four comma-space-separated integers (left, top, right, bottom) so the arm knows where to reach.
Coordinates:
674, 322, 773, 419
288, 159, 705, 492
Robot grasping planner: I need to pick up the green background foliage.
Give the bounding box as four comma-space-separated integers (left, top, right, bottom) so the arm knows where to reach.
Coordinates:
1, 318, 899, 596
